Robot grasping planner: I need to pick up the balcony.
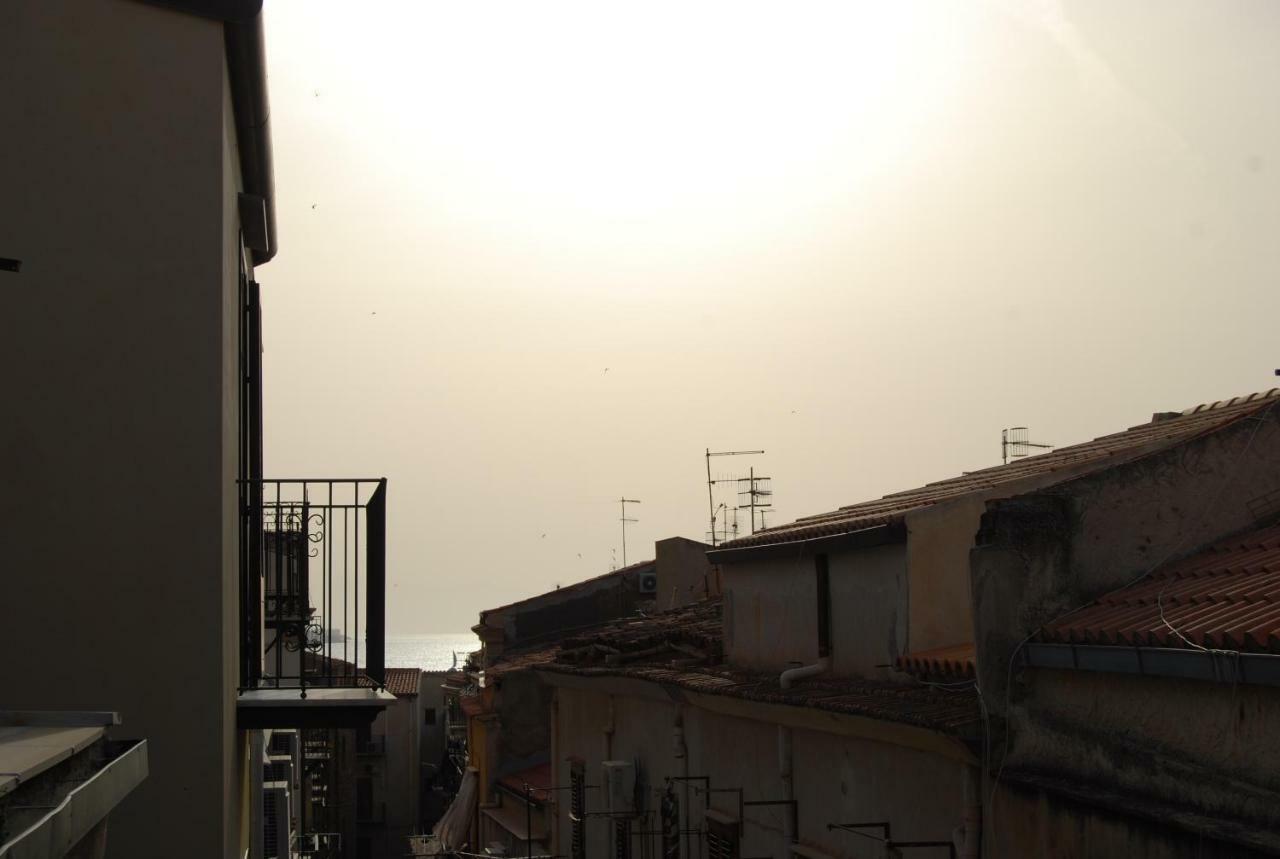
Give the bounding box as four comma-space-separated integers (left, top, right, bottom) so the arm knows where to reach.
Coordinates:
237, 479, 395, 730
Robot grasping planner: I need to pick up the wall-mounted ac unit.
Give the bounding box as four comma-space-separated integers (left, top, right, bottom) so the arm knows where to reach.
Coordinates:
602, 761, 636, 816
638, 572, 658, 594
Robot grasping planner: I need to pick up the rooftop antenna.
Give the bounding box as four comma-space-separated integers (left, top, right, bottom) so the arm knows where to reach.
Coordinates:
1001, 427, 1053, 465
619, 497, 641, 566
705, 448, 764, 546
737, 467, 774, 535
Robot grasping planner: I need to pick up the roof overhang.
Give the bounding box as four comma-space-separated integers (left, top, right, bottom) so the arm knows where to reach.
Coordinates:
137, 0, 276, 264
706, 522, 906, 565
236, 687, 395, 730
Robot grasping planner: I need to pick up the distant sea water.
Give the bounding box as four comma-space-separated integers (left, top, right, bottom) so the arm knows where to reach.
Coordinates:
385, 633, 480, 670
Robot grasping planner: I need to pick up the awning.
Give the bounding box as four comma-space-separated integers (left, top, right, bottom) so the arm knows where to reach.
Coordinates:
432, 767, 478, 852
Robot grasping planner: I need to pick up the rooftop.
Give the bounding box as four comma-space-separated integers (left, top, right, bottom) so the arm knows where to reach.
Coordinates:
1038, 522, 1280, 653
489, 600, 980, 736
479, 558, 656, 621
719, 390, 1280, 551
384, 667, 422, 697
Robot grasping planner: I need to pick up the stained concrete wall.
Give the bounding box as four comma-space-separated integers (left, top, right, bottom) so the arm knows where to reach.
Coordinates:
972, 412, 1280, 709
655, 537, 717, 608
550, 680, 967, 859
970, 413, 1280, 855
723, 544, 908, 678
1, 2, 249, 856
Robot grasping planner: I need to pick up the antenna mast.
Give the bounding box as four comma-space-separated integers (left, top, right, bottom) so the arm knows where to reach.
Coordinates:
619, 497, 641, 566
737, 467, 774, 535
1001, 427, 1053, 465
705, 448, 764, 546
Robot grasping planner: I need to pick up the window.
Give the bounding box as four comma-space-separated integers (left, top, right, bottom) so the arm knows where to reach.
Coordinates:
425, 707, 437, 726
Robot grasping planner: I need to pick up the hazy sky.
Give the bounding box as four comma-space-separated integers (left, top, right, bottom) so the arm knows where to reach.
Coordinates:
260, 1, 1280, 633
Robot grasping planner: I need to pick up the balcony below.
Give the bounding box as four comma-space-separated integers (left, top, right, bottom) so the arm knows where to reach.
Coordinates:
236, 686, 394, 730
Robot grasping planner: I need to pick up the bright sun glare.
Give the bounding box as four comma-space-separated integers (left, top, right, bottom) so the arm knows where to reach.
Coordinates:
331, 2, 972, 231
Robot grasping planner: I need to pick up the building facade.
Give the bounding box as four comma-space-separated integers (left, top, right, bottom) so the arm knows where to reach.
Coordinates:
2, 3, 394, 856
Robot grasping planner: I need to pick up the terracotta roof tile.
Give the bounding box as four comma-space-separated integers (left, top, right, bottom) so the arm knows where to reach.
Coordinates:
385, 667, 422, 697
1039, 523, 1280, 653
896, 643, 976, 679
721, 390, 1280, 550
490, 600, 980, 736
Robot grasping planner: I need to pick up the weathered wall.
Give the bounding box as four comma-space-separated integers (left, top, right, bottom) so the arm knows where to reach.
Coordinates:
0, 2, 245, 857
723, 544, 908, 678
655, 537, 716, 608
495, 672, 553, 776
989, 778, 1276, 859
904, 496, 989, 653
970, 413, 1280, 854
972, 412, 1280, 708
551, 678, 967, 859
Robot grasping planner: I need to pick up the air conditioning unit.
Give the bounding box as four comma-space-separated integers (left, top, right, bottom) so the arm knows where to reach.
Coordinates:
638, 572, 658, 594
602, 761, 636, 816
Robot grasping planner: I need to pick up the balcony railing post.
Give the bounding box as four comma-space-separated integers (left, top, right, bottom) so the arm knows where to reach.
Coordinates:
365, 478, 387, 688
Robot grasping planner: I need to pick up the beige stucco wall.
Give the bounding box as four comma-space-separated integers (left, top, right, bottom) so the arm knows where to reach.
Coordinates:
723, 544, 908, 678
550, 679, 967, 859
0, 2, 249, 856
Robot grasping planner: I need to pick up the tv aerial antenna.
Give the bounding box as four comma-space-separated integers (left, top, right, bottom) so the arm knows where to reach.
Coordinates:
705, 448, 763, 546
737, 467, 773, 535
619, 497, 641, 566
1001, 427, 1053, 465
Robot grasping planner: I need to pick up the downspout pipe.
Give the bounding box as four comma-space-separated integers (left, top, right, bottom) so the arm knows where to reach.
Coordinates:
224, 10, 278, 265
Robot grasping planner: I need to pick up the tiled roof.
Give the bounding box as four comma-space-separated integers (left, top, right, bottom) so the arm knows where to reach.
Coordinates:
720, 390, 1280, 550
480, 558, 656, 620
385, 668, 422, 697
1039, 523, 1280, 652
489, 600, 980, 736
897, 643, 976, 679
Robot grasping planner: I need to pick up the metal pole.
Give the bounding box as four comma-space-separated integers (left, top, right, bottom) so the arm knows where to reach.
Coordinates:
526, 783, 533, 859
705, 449, 716, 547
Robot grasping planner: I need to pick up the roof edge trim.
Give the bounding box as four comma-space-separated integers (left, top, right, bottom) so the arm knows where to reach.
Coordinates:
1023, 642, 1280, 687
706, 522, 906, 564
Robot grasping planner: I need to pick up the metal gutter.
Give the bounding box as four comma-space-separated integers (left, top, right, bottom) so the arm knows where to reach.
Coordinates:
138, 1, 276, 264
705, 523, 906, 564
0, 739, 148, 859
1023, 642, 1280, 687
224, 11, 276, 264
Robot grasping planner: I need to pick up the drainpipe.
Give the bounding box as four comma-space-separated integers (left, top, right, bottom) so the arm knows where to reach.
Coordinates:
960, 763, 982, 859
774, 555, 834, 845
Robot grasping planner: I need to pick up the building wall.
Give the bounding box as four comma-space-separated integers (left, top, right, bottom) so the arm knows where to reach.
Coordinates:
551, 681, 969, 859
0, 2, 247, 856
970, 417, 1280, 854
420, 673, 449, 780
366, 694, 423, 857
655, 537, 716, 608
972, 414, 1280, 708
988, 779, 1275, 859
723, 544, 908, 678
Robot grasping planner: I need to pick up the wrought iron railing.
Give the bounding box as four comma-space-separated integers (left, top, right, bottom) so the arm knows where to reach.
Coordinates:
240, 478, 387, 693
